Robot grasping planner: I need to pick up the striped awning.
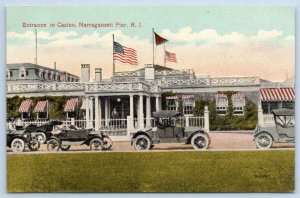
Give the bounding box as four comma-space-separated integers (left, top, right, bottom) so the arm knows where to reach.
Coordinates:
80, 100, 87, 110
19, 99, 32, 113
33, 101, 48, 112
182, 94, 195, 100
64, 98, 78, 112
166, 95, 178, 100
260, 88, 295, 102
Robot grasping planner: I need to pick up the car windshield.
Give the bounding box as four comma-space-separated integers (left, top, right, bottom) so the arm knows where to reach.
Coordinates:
275, 115, 295, 127
155, 116, 184, 127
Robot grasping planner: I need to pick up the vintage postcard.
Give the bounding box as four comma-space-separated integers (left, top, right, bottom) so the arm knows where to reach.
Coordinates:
6, 6, 295, 192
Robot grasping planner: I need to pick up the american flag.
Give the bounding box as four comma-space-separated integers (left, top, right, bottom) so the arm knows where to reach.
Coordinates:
165, 51, 177, 63
113, 42, 138, 65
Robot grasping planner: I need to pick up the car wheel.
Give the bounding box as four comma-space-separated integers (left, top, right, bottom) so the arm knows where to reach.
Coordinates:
255, 133, 273, 149
191, 133, 209, 150
134, 135, 151, 151
28, 139, 40, 151
11, 138, 25, 152
102, 136, 113, 150
37, 133, 46, 144
47, 139, 60, 151
90, 138, 103, 151
60, 145, 71, 151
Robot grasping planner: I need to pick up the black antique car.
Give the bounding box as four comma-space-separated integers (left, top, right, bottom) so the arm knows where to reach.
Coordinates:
25, 120, 63, 144
254, 108, 295, 149
7, 120, 40, 152
47, 125, 113, 151
131, 110, 211, 150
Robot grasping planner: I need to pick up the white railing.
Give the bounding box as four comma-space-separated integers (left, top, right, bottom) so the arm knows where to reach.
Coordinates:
86, 82, 150, 92
188, 116, 205, 127
155, 69, 194, 76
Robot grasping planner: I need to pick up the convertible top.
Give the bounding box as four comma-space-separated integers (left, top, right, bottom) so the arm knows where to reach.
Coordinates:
271, 108, 295, 116
153, 110, 183, 118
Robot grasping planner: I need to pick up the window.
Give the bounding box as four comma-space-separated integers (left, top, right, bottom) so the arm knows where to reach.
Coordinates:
183, 99, 195, 115
232, 93, 245, 115
6, 69, 12, 79
19, 67, 27, 78
216, 94, 228, 115
167, 99, 177, 111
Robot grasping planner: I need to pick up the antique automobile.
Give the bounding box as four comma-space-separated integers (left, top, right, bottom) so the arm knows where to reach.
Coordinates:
7, 119, 40, 152
131, 110, 211, 150
25, 120, 63, 144
254, 108, 295, 149
47, 125, 113, 151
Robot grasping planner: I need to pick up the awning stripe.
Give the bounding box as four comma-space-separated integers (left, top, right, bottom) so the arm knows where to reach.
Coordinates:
33, 101, 48, 112
64, 98, 78, 112
19, 99, 32, 113
260, 88, 295, 102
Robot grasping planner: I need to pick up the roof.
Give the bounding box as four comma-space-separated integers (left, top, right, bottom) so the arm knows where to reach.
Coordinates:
33, 101, 48, 112
153, 110, 183, 118
271, 108, 295, 116
19, 99, 32, 113
136, 64, 174, 72
260, 88, 295, 102
64, 98, 78, 112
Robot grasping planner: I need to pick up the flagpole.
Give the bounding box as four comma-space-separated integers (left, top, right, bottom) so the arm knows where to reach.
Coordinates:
112, 34, 115, 82
35, 28, 37, 65
164, 45, 166, 67
152, 28, 155, 66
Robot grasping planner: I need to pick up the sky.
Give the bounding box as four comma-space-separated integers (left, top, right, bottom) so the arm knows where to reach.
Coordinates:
6, 6, 295, 81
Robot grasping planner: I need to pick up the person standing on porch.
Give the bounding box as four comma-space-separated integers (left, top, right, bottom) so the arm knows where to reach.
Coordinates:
111, 107, 119, 128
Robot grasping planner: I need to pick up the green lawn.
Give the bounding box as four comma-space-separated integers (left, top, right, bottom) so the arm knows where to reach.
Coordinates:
7, 150, 294, 192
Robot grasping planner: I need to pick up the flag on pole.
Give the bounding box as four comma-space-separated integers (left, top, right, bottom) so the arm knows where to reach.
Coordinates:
154, 32, 168, 45
165, 51, 177, 63
113, 42, 138, 65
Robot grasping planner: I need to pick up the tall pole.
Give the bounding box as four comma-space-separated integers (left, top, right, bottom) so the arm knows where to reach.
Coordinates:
35, 29, 37, 65
164, 45, 166, 67
152, 28, 155, 66
112, 34, 115, 82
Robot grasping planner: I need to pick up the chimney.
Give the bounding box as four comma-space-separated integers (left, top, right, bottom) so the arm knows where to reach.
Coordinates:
95, 68, 102, 82
81, 64, 90, 82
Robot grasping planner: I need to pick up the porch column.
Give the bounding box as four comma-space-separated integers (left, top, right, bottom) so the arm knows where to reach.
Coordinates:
258, 104, 264, 127
146, 95, 151, 127
95, 96, 100, 130
138, 94, 144, 129
85, 96, 90, 128
90, 97, 94, 128
99, 97, 102, 128
105, 97, 109, 127
155, 96, 160, 111
128, 94, 134, 130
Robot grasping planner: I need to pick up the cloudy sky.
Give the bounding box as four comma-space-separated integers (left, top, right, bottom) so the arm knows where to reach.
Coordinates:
7, 6, 294, 81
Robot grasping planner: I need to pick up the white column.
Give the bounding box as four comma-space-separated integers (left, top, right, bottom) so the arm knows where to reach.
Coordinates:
204, 106, 210, 132
105, 97, 109, 127
85, 96, 90, 128
99, 97, 102, 128
146, 95, 151, 127
155, 96, 159, 112
138, 94, 144, 129
90, 97, 94, 128
95, 96, 99, 130
258, 104, 264, 127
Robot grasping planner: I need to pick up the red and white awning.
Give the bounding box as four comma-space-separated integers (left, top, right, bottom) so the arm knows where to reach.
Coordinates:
260, 88, 295, 102
19, 99, 32, 113
182, 95, 195, 100
64, 98, 78, 112
166, 95, 178, 100
33, 101, 48, 112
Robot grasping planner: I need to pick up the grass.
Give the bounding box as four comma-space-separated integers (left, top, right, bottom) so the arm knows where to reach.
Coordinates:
7, 150, 294, 192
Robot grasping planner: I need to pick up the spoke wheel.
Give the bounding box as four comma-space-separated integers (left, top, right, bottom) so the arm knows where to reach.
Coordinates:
61, 145, 71, 151
191, 133, 209, 150
47, 139, 60, 151
11, 138, 25, 152
102, 136, 113, 150
134, 135, 151, 151
36, 133, 46, 144
28, 139, 40, 151
255, 133, 273, 149
90, 138, 103, 151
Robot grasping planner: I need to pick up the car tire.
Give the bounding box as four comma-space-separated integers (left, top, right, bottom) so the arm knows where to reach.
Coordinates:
60, 145, 71, 151
28, 139, 40, 151
11, 138, 25, 152
102, 136, 113, 150
90, 138, 103, 151
36, 133, 46, 144
255, 133, 273, 149
47, 138, 60, 151
133, 135, 151, 151
191, 133, 209, 150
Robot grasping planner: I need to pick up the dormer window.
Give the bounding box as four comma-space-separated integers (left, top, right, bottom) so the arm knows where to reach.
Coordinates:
19, 67, 27, 78
6, 69, 12, 79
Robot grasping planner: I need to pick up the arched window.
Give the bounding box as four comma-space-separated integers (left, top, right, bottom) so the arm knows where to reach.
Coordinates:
232, 93, 245, 116
215, 93, 228, 115
19, 67, 27, 78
